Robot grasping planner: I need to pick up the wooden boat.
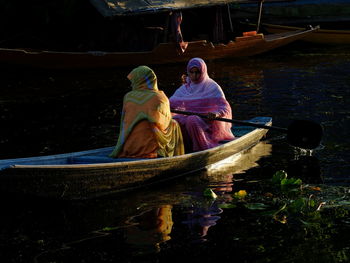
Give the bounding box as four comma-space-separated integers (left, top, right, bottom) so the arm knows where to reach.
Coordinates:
0, 27, 318, 69
0, 117, 271, 200
231, 0, 350, 26
261, 23, 350, 45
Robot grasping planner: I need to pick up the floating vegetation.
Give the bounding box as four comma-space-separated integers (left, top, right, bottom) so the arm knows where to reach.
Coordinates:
203, 188, 218, 199
233, 189, 247, 199
221, 170, 350, 228
203, 170, 350, 262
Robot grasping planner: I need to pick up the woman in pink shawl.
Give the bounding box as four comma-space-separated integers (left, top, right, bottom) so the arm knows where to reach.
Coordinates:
169, 58, 235, 152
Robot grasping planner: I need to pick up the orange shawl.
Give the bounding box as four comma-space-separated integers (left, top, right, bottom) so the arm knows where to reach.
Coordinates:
110, 66, 184, 158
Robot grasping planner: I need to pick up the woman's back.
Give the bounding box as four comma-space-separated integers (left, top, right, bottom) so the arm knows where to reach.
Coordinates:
110, 66, 184, 158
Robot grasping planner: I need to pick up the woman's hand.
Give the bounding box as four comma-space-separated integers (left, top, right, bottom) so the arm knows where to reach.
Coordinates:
181, 74, 187, 84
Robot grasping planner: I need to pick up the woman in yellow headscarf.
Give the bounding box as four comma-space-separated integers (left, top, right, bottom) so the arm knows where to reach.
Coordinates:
110, 66, 184, 158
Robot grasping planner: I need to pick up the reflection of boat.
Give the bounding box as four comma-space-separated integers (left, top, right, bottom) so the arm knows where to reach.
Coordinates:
206, 140, 272, 176
0, 117, 271, 200
0, 0, 319, 69
262, 23, 350, 45
0, 28, 318, 69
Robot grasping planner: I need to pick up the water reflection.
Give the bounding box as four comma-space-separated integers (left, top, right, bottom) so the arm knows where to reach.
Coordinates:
287, 155, 322, 184
206, 141, 272, 177
121, 142, 273, 251
182, 196, 223, 243
175, 141, 273, 244
125, 205, 173, 255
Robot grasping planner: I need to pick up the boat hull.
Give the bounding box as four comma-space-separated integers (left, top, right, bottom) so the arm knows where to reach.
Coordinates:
0, 28, 318, 69
262, 23, 350, 44
0, 117, 271, 200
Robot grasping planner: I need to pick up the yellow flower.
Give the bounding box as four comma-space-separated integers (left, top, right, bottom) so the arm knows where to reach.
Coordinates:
234, 190, 247, 199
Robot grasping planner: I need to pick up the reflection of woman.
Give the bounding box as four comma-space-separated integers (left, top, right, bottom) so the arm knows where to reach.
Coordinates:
126, 205, 173, 254
170, 58, 234, 152
110, 66, 184, 158
182, 199, 223, 243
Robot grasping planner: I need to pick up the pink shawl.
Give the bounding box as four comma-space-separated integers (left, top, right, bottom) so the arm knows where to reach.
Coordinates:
169, 58, 234, 151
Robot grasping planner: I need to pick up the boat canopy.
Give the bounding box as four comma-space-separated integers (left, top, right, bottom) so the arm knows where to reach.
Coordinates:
90, 0, 292, 17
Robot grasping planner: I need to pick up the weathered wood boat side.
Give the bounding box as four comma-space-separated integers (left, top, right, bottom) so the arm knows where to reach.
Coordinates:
0, 117, 272, 200
262, 23, 350, 44
0, 27, 317, 69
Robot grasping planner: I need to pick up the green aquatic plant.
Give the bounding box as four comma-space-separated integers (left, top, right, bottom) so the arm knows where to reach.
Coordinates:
229, 170, 324, 226
221, 170, 349, 231
203, 188, 218, 199
272, 170, 302, 192
271, 170, 288, 184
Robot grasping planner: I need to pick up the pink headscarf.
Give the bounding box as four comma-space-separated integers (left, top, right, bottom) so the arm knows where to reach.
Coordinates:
171, 58, 225, 101
169, 58, 234, 151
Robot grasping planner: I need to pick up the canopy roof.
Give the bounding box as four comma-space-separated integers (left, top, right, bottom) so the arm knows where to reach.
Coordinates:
90, 0, 292, 17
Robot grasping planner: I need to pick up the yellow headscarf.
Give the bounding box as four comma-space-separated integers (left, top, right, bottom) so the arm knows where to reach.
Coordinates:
110, 66, 184, 158
128, 65, 158, 91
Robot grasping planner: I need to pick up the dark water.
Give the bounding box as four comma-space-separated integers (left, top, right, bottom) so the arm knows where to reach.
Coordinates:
1, 43, 350, 262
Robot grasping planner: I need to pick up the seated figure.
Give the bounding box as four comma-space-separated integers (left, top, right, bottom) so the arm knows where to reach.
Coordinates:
170, 57, 235, 152
110, 66, 184, 158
